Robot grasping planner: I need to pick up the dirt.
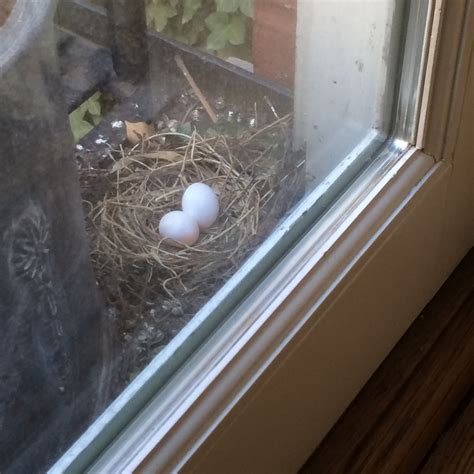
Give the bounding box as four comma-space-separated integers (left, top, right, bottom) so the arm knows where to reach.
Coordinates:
76, 89, 303, 390
0, 0, 15, 27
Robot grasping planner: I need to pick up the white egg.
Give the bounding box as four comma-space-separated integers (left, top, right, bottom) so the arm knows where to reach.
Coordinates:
158, 211, 200, 246
182, 183, 219, 230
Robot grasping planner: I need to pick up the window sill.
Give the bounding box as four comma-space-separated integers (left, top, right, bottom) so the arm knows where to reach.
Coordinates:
85, 147, 451, 473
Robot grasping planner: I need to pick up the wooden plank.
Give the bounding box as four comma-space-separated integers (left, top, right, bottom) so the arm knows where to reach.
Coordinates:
0, 0, 15, 26
301, 248, 474, 474
253, 0, 297, 88
420, 391, 474, 473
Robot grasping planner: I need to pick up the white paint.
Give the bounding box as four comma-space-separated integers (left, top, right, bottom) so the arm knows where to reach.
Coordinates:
182, 161, 451, 474
294, 0, 403, 185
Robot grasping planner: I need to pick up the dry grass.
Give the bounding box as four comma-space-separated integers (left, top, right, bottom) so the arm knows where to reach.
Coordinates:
83, 114, 296, 310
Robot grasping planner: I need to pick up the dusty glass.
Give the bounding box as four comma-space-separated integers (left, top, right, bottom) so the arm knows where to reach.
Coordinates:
0, 0, 428, 471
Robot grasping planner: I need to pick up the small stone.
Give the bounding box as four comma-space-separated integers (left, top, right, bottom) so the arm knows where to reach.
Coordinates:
167, 119, 179, 133
171, 306, 183, 317
191, 109, 201, 122
153, 329, 165, 344
95, 137, 108, 145
249, 117, 257, 128
227, 110, 235, 122
215, 97, 226, 110
111, 120, 124, 129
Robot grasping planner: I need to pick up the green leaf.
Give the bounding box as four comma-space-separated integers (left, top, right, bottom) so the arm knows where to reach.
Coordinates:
206, 24, 229, 51
90, 113, 103, 126
144, 0, 252, 59
172, 33, 191, 45
68, 91, 104, 142
189, 14, 206, 33
215, 0, 240, 13
205, 11, 229, 31
148, 2, 178, 32
180, 15, 206, 44
182, 0, 202, 24
164, 3, 179, 17
145, 2, 155, 27
227, 14, 246, 45
86, 91, 102, 117
148, 5, 167, 31
239, 0, 253, 17
69, 113, 94, 142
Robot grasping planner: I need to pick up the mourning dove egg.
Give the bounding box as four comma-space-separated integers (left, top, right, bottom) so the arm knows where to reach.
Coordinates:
182, 183, 219, 230
159, 211, 200, 246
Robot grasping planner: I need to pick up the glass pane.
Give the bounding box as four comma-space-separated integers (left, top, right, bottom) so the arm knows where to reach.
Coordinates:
296, 1, 404, 185
0, 0, 428, 471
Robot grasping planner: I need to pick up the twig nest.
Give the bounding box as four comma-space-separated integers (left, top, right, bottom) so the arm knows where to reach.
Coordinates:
158, 211, 200, 246
182, 183, 219, 230
85, 114, 294, 302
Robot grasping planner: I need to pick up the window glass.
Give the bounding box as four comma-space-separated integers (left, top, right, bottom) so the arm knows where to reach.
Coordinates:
0, 0, 428, 471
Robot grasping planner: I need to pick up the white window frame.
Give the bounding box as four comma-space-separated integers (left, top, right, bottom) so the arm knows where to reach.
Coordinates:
50, 0, 474, 472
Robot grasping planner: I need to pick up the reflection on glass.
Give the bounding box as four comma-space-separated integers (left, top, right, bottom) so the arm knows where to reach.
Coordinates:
0, 0, 427, 471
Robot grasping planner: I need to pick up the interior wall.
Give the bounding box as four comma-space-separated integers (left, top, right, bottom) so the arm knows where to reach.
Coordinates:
294, 0, 404, 185
435, 44, 474, 278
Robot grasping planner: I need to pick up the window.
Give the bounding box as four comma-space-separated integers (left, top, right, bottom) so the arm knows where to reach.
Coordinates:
0, 0, 443, 472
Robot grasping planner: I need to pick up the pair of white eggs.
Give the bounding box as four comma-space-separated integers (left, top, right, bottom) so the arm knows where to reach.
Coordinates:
158, 183, 219, 246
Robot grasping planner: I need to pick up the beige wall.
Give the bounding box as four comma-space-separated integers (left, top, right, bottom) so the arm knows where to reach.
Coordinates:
437, 45, 474, 277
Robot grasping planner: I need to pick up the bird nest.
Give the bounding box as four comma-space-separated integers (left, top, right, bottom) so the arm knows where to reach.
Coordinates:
85, 114, 297, 309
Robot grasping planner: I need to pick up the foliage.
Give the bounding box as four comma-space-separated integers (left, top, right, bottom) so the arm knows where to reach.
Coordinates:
69, 92, 103, 142
145, 0, 253, 60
